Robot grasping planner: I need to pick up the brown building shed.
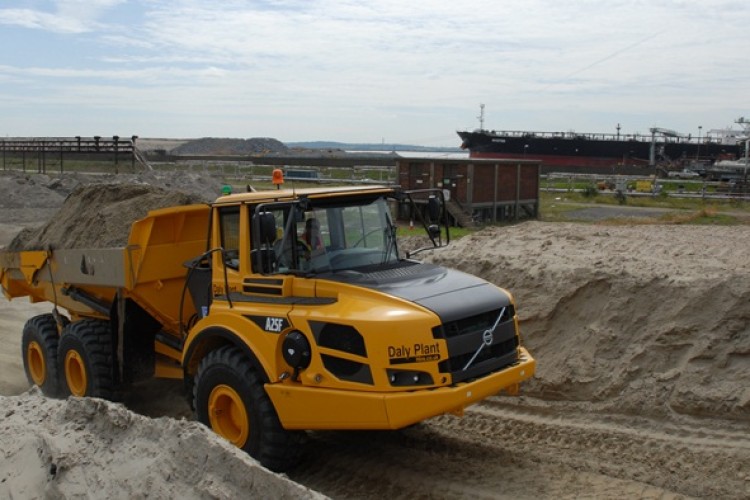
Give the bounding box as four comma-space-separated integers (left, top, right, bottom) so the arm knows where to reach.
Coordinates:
397, 158, 541, 226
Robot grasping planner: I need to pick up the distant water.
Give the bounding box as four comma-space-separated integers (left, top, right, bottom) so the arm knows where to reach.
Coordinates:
347, 150, 469, 159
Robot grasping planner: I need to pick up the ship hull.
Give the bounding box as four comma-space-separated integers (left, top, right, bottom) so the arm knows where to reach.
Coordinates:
470, 151, 650, 168
458, 130, 740, 173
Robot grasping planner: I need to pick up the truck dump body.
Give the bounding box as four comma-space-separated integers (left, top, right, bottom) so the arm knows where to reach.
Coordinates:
1, 204, 210, 334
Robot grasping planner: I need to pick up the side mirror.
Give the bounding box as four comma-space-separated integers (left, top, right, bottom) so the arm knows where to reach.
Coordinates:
428, 195, 442, 221
257, 212, 276, 244
401, 188, 451, 258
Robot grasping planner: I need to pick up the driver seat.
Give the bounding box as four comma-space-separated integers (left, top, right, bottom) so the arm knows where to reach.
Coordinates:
304, 218, 323, 250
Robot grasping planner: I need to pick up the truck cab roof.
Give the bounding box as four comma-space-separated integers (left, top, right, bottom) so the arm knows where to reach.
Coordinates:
213, 185, 397, 206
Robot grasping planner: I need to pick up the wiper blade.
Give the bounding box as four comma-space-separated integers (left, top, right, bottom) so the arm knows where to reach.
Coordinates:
381, 224, 397, 264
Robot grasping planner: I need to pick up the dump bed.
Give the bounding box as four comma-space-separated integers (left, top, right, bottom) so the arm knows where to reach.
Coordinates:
1, 204, 210, 336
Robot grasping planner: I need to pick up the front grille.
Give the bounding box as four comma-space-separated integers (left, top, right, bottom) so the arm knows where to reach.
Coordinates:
433, 307, 519, 384
436, 306, 515, 339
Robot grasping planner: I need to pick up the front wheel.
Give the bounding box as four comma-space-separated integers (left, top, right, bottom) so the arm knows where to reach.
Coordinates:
193, 345, 303, 471
21, 314, 62, 397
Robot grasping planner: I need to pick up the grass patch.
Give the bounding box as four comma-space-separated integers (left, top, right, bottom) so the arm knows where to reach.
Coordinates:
539, 190, 750, 225
597, 209, 738, 226
658, 208, 738, 225
540, 191, 749, 215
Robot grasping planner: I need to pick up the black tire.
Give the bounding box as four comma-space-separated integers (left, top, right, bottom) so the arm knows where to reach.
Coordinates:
21, 314, 62, 397
57, 319, 114, 399
194, 345, 303, 472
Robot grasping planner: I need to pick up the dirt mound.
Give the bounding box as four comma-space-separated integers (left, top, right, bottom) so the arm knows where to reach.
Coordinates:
133, 170, 224, 201
427, 221, 750, 421
0, 172, 67, 209
172, 137, 288, 155
7, 184, 206, 250
0, 391, 323, 499
0, 170, 223, 210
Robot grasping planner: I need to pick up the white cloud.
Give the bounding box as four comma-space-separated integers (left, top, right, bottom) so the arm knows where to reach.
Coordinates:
0, 0, 125, 33
0, 8, 84, 33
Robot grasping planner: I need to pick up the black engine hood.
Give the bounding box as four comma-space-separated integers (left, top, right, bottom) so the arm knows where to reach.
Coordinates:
323, 262, 511, 323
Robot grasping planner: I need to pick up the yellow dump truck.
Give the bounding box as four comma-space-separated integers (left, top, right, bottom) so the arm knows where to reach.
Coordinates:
1, 184, 535, 471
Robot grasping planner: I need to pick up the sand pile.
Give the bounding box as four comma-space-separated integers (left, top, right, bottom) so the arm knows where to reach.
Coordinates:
7, 183, 209, 251
132, 170, 224, 201
171, 137, 288, 155
0, 173, 67, 209
0, 170, 223, 208
0, 170, 224, 251
0, 390, 323, 498
427, 221, 750, 420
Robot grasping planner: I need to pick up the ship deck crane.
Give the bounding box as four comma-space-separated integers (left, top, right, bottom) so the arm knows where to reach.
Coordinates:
649, 127, 682, 167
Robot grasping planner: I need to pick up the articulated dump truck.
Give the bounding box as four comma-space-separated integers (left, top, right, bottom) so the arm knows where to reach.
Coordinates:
0, 184, 535, 471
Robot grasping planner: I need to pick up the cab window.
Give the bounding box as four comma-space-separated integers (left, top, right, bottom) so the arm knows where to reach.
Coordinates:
218, 207, 240, 269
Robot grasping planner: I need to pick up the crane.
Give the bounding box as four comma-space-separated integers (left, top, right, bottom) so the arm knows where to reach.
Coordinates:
649, 127, 680, 138
649, 127, 683, 166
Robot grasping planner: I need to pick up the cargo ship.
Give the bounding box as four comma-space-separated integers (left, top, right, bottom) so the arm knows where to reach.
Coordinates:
457, 106, 745, 173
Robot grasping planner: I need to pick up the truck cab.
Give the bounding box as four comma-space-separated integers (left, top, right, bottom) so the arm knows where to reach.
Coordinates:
181, 185, 534, 469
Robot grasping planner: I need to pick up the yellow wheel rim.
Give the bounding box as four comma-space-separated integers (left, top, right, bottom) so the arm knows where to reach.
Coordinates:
65, 350, 88, 396
27, 341, 46, 386
208, 384, 249, 447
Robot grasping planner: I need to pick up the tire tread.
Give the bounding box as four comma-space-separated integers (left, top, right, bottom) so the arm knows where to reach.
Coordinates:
58, 319, 114, 399
194, 345, 303, 471
22, 314, 62, 397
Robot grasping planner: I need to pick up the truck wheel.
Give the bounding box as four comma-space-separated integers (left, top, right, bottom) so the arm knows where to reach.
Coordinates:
57, 319, 114, 399
194, 345, 303, 472
22, 314, 62, 397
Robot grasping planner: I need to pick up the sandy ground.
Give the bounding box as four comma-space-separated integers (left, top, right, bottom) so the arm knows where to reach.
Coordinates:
1, 391, 322, 499
0, 300, 52, 395
1, 170, 750, 498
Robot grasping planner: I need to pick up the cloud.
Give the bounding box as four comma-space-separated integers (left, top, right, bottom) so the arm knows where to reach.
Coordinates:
0, 0, 125, 34
0, 1, 749, 142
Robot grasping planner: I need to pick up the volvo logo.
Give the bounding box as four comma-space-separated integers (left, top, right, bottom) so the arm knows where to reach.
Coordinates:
462, 307, 506, 371
482, 329, 494, 346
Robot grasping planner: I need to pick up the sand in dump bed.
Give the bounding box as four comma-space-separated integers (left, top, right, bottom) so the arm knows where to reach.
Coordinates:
0, 390, 323, 499
427, 221, 750, 420
0, 169, 225, 251
7, 184, 207, 251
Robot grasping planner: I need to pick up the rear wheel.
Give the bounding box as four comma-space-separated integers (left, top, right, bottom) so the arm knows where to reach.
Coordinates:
57, 319, 114, 399
22, 314, 62, 397
194, 345, 303, 471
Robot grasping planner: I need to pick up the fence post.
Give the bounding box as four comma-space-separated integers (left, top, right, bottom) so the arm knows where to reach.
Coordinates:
515, 162, 521, 222
113, 135, 119, 174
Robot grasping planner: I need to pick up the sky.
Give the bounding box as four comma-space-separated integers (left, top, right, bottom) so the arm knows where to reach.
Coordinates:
0, 0, 748, 147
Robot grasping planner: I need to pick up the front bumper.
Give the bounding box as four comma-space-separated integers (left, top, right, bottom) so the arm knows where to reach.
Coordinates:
265, 347, 535, 430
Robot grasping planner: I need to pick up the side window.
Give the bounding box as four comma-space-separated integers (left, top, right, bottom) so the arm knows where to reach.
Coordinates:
219, 207, 240, 269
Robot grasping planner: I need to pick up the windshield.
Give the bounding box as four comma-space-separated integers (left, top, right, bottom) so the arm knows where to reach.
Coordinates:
256, 196, 399, 274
